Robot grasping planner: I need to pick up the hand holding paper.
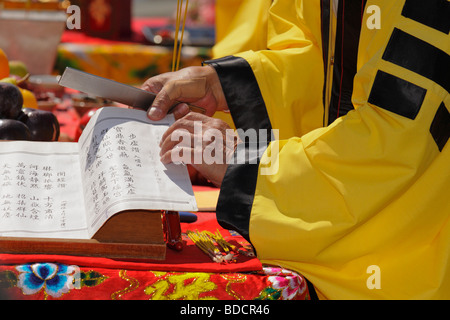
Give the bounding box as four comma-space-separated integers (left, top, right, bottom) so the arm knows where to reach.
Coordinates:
141, 66, 228, 121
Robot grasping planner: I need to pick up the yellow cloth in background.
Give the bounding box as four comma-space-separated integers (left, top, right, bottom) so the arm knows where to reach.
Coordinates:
55, 43, 210, 85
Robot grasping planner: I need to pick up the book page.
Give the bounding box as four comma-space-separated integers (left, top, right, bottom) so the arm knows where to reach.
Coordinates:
78, 107, 197, 237
0, 141, 89, 239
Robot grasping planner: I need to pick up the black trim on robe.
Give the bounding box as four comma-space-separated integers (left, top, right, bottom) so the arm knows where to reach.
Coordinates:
204, 56, 320, 300
430, 102, 450, 152
202, 56, 273, 242
401, 0, 450, 34
203, 56, 272, 133
368, 70, 426, 120
320, 0, 331, 125
215, 145, 262, 242
382, 28, 450, 93
327, 0, 366, 125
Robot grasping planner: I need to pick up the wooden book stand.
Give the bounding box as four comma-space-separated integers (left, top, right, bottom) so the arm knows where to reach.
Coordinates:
0, 210, 185, 260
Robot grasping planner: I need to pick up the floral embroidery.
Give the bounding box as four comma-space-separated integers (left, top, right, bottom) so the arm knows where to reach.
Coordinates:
16, 263, 80, 298
256, 267, 308, 300
1, 264, 310, 300
145, 272, 217, 300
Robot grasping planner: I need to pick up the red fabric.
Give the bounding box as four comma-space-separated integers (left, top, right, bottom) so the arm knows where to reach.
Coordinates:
60, 17, 170, 45
0, 265, 310, 300
53, 99, 81, 141
0, 188, 311, 301
0, 211, 260, 273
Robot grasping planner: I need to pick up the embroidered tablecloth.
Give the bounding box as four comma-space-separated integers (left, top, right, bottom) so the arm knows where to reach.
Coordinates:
0, 264, 309, 300
0, 206, 311, 300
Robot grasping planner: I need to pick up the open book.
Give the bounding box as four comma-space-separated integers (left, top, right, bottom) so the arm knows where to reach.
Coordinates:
0, 107, 197, 240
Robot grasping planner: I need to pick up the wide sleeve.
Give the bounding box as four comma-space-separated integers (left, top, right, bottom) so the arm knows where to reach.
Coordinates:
205, 0, 326, 140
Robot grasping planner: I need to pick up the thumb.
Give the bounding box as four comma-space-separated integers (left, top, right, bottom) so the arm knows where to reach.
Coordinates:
147, 77, 207, 121
147, 88, 173, 120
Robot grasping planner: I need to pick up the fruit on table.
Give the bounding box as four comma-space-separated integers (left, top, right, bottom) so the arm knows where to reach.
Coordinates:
0, 76, 38, 109
0, 118, 32, 140
0, 82, 23, 119
19, 108, 60, 141
0, 49, 9, 79
0, 77, 17, 85
20, 88, 38, 109
8, 60, 28, 78
1, 73, 30, 88
0, 52, 60, 142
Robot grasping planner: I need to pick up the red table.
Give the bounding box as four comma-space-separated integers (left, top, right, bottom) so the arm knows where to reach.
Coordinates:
0, 186, 311, 300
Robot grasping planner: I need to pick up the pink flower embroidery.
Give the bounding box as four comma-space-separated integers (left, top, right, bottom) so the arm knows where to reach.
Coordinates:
264, 267, 307, 300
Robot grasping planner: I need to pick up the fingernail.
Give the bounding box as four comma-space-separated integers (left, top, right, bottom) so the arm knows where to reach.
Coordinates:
148, 107, 162, 119
180, 103, 189, 113
160, 154, 170, 164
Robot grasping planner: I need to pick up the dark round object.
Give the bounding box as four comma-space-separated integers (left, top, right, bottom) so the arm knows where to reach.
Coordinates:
0, 118, 32, 140
0, 82, 23, 120
20, 108, 60, 141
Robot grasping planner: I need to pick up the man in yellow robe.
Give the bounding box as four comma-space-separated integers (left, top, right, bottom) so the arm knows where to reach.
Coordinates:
146, 0, 450, 299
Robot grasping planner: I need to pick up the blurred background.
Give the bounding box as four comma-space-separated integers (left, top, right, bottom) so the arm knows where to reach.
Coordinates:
133, 0, 176, 17
0, 0, 216, 81
0, 0, 225, 142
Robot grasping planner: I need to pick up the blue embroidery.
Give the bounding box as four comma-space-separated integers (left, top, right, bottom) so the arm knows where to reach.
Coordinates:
16, 263, 79, 298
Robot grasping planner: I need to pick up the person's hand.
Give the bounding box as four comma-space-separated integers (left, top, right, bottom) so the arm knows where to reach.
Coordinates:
159, 112, 239, 187
142, 66, 228, 121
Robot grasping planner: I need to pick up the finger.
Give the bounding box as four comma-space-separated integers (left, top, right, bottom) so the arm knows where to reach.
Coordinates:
159, 114, 200, 144
141, 78, 163, 93
161, 146, 196, 165
148, 78, 207, 121
160, 146, 181, 164
147, 88, 172, 120
160, 122, 190, 148
171, 103, 190, 120
159, 130, 194, 157
182, 111, 211, 122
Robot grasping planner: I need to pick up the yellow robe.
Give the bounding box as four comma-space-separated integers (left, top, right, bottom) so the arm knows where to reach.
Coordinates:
215, 0, 450, 299
212, 0, 326, 139
212, 0, 273, 129
213, 0, 271, 58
